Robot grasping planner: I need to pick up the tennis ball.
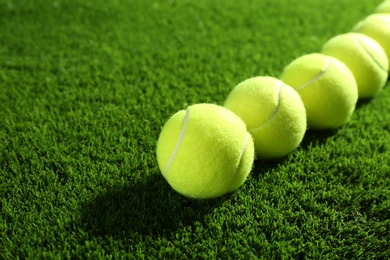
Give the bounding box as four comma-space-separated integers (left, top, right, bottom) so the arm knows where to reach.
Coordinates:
376, 0, 390, 13
156, 103, 255, 199
280, 53, 358, 129
224, 76, 306, 159
322, 33, 389, 98
353, 14, 390, 68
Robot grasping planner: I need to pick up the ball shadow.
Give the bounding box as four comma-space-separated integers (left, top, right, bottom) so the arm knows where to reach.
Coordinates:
251, 156, 289, 177
299, 128, 339, 150
355, 97, 374, 110
299, 95, 375, 150
79, 174, 227, 239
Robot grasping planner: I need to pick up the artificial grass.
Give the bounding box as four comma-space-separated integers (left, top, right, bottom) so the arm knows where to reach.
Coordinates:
1, 0, 390, 258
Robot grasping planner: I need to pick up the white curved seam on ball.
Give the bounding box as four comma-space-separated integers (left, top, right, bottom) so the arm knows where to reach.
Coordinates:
249, 81, 282, 133
295, 57, 331, 91
355, 35, 388, 73
228, 132, 249, 192
164, 108, 190, 177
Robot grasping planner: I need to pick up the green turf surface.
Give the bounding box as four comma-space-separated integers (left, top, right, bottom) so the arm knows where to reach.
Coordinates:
1, 0, 390, 258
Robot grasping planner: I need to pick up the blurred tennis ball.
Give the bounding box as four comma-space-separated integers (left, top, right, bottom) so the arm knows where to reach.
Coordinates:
376, 0, 390, 13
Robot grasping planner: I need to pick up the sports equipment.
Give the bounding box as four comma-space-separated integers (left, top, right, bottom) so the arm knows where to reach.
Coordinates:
280, 53, 358, 129
376, 0, 390, 13
322, 33, 389, 98
224, 76, 306, 159
156, 103, 255, 199
353, 14, 390, 68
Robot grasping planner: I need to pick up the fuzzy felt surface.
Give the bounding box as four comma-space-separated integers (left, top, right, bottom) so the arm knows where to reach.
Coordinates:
157, 104, 255, 199
2, 0, 390, 259
280, 53, 358, 129
322, 33, 389, 98
353, 14, 390, 68
224, 77, 306, 159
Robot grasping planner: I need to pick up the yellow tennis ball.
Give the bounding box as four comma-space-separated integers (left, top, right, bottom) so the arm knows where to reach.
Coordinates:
376, 0, 390, 13
156, 103, 255, 199
353, 14, 390, 68
322, 33, 389, 99
280, 53, 358, 130
224, 76, 306, 159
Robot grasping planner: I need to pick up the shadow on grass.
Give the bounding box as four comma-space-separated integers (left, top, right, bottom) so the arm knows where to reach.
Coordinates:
79, 96, 380, 239
80, 174, 227, 239
299, 97, 374, 150
252, 156, 288, 176
299, 128, 339, 150
355, 96, 374, 110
